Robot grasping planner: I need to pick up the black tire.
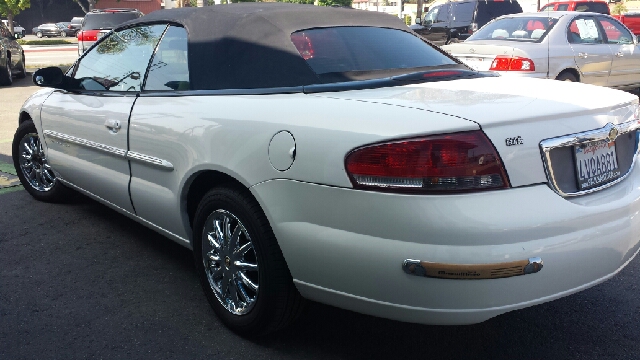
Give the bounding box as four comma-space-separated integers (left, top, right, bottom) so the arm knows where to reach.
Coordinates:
556, 72, 578, 82
12, 120, 71, 202
0, 56, 12, 86
193, 187, 304, 336
15, 53, 26, 79
60, 31, 66, 38
36, 31, 43, 38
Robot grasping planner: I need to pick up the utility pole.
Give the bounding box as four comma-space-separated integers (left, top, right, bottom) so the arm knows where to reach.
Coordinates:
417, 0, 424, 23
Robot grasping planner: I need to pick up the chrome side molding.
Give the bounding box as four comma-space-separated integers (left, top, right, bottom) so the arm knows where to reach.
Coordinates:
43, 130, 174, 171
402, 257, 543, 280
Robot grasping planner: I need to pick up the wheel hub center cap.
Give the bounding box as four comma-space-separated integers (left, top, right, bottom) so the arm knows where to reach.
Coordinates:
224, 256, 231, 270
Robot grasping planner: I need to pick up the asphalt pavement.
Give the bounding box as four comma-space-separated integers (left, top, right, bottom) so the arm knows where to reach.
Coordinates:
2, 77, 640, 360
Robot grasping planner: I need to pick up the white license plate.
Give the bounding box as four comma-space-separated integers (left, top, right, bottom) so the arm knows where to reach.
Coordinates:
461, 57, 490, 71
575, 140, 621, 190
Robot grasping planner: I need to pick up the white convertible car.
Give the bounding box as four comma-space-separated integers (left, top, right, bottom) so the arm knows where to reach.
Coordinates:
442, 12, 640, 89
12, 4, 640, 335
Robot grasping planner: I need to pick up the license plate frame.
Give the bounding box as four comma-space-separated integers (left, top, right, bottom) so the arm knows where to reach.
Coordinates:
574, 139, 621, 190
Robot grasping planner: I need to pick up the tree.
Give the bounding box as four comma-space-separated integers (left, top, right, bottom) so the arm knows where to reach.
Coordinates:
612, 2, 628, 15
72, 0, 122, 13
0, 0, 30, 34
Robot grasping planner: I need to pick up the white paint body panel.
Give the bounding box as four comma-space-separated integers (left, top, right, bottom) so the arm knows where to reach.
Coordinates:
25, 74, 640, 325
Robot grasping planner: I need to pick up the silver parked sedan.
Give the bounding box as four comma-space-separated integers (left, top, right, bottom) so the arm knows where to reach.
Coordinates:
442, 12, 640, 89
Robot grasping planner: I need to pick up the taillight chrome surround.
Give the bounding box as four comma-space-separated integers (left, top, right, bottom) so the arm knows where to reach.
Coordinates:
540, 117, 640, 197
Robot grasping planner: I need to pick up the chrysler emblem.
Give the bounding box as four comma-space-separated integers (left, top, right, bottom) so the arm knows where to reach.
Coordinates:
469, 48, 476, 53
607, 127, 619, 142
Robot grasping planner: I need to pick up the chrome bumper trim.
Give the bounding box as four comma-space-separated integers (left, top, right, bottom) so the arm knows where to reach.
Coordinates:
539, 119, 640, 197
402, 257, 543, 280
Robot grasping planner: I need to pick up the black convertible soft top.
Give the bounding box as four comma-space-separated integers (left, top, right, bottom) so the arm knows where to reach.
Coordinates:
115, 4, 413, 90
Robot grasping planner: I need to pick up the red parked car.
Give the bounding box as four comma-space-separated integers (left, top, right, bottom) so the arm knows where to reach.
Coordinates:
539, 1, 610, 14
613, 12, 640, 35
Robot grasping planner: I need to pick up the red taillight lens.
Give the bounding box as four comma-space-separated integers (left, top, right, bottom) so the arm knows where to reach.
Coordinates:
78, 30, 98, 42
290, 32, 314, 60
469, 22, 478, 34
489, 55, 535, 71
345, 131, 510, 193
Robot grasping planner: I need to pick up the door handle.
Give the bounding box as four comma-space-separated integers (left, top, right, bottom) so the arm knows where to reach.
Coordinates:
578, 52, 588, 59
104, 119, 121, 133
615, 52, 624, 57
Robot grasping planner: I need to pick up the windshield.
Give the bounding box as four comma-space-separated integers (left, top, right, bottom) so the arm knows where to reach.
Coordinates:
468, 17, 559, 42
83, 12, 140, 30
290, 26, 457, 82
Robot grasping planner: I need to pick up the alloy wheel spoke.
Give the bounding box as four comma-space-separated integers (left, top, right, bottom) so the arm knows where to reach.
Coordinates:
236, 280, 250, 303
207, 232, 221, 251
235, 241, 252, 256
207, 250, 221, 262
42, 169, 55, 184
229, 225, 242, 252
22, 142, 33, 157
221, 272, 230, 295
239, 272, 258, 291
209, 266, 223, 280
214, 220, 224, 249
229, 278, 240, 306
223, 216, 232, 248
234, 261, 258, 271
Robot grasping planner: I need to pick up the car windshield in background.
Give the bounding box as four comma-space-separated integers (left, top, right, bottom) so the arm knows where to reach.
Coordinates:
83, 13, 140, 30
290, 27, 457, 81
468, 17, 559, 42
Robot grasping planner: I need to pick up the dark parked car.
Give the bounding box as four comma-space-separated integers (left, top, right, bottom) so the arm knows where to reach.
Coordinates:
68, 17, 83, 35
33, 23, 65, 38
78, 8, 143, 55
410, 0, 523, 45
0, 22, 25, 86
56, 22, 75, 37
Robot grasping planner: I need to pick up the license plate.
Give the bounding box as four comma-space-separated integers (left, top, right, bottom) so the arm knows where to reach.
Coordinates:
461, 57, 489, 71
575, 140, 621, 190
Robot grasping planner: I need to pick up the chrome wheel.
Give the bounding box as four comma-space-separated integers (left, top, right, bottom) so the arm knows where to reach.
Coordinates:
202, 209, 259, 315
18, 133, 56, 192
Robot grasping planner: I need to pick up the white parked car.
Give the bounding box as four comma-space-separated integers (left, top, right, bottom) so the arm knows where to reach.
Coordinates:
1, 19, 25, 36
13, 4, 640, 336
442, 12, 640, 89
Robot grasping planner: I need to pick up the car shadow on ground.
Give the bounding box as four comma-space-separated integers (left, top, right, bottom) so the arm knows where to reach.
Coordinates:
7, 73, 34, 88
37, 192, 640, 360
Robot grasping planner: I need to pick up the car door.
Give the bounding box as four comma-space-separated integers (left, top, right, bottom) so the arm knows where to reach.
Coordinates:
127, 25, 191, 239
41, 24, 168, 213
414, 4, 451, 45
596, 16, 640, 88
566, 16, 612, 86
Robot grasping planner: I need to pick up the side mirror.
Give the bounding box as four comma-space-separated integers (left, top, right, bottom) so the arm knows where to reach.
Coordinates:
33, 67, 64, 88
415, 17, 422, 24
14, 33, 23, 39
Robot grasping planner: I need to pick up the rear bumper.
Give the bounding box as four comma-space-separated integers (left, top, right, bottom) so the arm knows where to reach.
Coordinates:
251, 166, 640, 325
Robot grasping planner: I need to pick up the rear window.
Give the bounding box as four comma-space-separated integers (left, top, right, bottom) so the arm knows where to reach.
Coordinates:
83, 12, 141, 30
474, 1, 523, 27
575, 2, 609, 14
468, 16, 558, 42
290, 27, 456, 81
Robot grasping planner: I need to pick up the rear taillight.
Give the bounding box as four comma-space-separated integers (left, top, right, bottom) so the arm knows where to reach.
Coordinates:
469, 22, 478, 34
78, 30, 97, 42
345, 131, 510, 193
489, 55, 535, 71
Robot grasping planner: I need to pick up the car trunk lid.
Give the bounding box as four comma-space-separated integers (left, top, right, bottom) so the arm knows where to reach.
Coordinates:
313, 76, 639, 191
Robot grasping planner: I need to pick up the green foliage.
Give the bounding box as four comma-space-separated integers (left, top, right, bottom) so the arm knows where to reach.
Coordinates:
97, 26, 159, 55
612, 2, 628, 15
317, 0, 353, 6
18, 39, 73, 45
0, 0, 31, 17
